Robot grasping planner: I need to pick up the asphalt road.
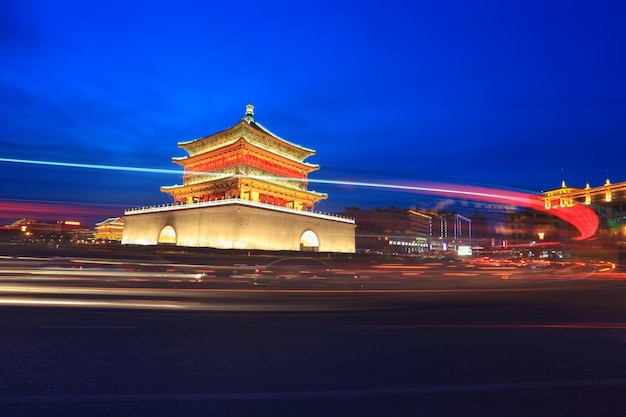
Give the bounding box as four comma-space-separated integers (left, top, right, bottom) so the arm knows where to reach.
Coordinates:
1, 261, 626, 417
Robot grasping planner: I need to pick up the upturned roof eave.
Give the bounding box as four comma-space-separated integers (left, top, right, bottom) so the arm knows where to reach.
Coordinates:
177, 120, 316, 157
173, 136, 320, 169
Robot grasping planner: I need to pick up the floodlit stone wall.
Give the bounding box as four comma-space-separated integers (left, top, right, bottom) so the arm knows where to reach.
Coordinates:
122, 202, 355, 253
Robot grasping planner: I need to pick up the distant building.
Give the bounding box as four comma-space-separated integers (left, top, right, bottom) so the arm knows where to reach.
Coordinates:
431, 211, 472, 252
1, 219, 87, 245
94, 217, 124, 242
343, 206, 432, 254
504, 209, 575, 245
122, 105, 355, 252
540, 177, 626, 240
341, 206, 472, 254
503, 176, 626, 245
470, 211, 489, 248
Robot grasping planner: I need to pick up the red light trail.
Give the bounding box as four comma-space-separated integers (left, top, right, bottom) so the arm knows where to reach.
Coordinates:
308, 179, 599, 241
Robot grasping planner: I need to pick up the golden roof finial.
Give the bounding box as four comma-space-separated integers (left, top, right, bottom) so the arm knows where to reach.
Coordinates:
244, 104, 255, 122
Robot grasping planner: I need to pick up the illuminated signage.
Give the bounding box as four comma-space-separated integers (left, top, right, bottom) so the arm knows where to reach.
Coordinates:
457, 245, 472, 256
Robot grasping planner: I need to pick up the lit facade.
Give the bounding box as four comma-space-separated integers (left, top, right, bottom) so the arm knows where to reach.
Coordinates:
504, 177, 626, 245
122, 105, 355, 252
541, 177, 626, 239
94, 217, 124, 242
431, 212, 472, 252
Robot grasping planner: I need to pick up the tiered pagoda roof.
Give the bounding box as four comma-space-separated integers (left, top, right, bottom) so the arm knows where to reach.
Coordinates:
161, 105, 327, 210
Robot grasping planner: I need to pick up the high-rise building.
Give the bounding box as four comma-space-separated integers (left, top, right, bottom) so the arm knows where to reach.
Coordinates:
431, 211, 472, 252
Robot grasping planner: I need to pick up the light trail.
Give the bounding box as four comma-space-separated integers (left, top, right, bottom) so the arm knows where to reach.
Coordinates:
0, 157, 599, 239
0, 157, 182, 176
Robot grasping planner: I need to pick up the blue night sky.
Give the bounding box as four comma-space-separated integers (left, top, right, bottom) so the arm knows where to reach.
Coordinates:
1, 0, 625, 225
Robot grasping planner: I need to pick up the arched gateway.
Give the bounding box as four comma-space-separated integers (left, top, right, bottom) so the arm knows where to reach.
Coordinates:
300, 230, 319, 252
158, 225, 177, 244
